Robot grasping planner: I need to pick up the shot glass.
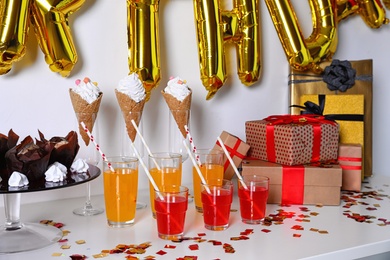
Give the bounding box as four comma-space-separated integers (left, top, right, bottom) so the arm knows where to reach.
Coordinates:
154, 185, 189, 240
238, 175, 269, 224
148, 152, 182, 217
103, 156, 138, 227
192, 149, 224, 212
201, 179, 233, 231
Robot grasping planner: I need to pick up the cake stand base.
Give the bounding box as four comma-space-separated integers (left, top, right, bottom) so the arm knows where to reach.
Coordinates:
0, 223, 63, 254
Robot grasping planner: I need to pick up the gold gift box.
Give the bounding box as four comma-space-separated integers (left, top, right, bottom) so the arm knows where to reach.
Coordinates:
289, 59, 372, 177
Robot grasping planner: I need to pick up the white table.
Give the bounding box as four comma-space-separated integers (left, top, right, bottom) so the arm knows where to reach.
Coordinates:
1, 175, 389, 260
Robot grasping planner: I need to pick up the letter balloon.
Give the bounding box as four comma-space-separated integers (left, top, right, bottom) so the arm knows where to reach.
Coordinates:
0, 0, 30, 75
193, 0, 261, 100
30, 0, 85, 77
127, 0, 161, 101
264, 0, 337, 73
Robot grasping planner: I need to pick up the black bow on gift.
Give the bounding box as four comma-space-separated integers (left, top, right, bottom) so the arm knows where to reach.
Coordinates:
323, 60, 356, 92
291, 95, 364, 122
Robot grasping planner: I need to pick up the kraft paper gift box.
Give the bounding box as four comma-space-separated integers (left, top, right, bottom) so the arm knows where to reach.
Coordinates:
213, 131, 250, 180
241, 159, 342, 205
289, 59, 372, 177
245, 115, 339, 166
338, 144, 362, 191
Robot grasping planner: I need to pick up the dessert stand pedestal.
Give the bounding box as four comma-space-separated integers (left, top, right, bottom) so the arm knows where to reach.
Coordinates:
0, 165, 100, 254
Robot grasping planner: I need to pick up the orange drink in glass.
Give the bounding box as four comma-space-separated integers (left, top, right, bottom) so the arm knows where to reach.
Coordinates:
148, 153, 182, 217
103, 157, 138, 227
192, 149, 224, 212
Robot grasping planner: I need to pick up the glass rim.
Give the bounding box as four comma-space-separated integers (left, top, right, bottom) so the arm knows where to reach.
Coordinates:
148, 152, 182, 159
105, 156, 139, 163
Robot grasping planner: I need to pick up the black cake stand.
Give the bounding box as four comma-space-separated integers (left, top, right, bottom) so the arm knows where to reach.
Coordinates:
0, 164, 101, 254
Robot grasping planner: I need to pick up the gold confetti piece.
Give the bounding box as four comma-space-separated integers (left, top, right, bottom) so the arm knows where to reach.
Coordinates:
51, 252, 63, 256
76, 240, 86, 244
62, 230, 71, 236
310, 228, 319, 232
310, 212, 319, 216
61, 245, 71, 249
316, 203, 323, 208
230, 209, 238, 212
92, 253, 109, 258
145, 256, 156, 259
318, 230, 329, 234
101, 250, 110, 254
373, 204, 381, 207
302, 219, 310, 222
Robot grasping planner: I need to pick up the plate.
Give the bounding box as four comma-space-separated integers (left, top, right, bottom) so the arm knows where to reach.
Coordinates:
0, 164, 101, 194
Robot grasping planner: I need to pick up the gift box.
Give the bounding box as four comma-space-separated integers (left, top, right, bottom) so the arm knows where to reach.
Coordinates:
241, 159, 342, 205
338, 144, 362, 191
213, 131, 250, 180
245, 115, 339, 166
289, 59, 372, 177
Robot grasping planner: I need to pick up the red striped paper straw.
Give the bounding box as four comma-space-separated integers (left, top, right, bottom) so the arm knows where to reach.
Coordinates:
184, 125, 201, 166
81, 122, 115, 172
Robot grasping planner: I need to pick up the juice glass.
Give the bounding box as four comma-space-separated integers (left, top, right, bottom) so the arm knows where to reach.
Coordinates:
103, 156, 138, 227
154, 185, 188, 240
238, 175, 269, 224
201, 179, 233, 231
192, 149, 224, 212
148, 153, 182, 217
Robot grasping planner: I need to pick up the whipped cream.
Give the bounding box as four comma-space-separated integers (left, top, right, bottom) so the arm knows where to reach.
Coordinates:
164, 76, 191, 102
45, 162, 67, 182
71, 158, 90, 173
8, 172, 29, 187
72, 77, 101, 104
117, 73, 146, 103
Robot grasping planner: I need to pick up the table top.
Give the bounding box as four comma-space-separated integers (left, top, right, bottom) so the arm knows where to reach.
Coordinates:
1, 175, 389, 259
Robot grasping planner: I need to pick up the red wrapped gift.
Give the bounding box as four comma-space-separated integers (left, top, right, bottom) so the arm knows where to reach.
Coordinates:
338, 144, 362, 191
241, 159, 342, 205
245, 115, 339, 165
213, 131, 250, 180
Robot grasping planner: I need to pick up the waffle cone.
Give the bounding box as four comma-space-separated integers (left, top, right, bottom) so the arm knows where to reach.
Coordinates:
115, 89, 145, 142
69, 89, 103, 146
162, 89, 192, 137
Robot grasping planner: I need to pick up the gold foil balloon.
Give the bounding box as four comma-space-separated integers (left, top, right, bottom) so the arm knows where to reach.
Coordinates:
30, 0, 85, 77
337, 0, 388, 28
0, 0, 30, 75
384, 0, 390, 9
193, 0, 261, 100
264, 0, 337, 72
127, 0, 161, 101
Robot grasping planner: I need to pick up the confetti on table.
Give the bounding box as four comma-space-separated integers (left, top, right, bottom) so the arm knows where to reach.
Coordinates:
164, 244, 176, 249
223, 243, 235, 253
70, 254, 87, 260
51, 252, 63, 257
261, 229, 271, 233
61, 245, 71, 249
293, 234, 302, 238
75, 240, 86, 245
189, 244, 199, 250
156, 250, 167, 255
318, 230, 329, 234
92, 252, 109, 258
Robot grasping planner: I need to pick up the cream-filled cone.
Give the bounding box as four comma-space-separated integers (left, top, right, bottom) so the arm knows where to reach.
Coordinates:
115, 89, 146, 142
69, 89, 103, 146
162, 89, 192, 137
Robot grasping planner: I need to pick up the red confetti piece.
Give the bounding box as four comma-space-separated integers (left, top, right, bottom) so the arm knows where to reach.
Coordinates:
164, 244, 176, 249
209, 240, 222, 246
198, 233, 206, 237
366, 207, 377, 211
156, 250, 167, 255
58, 239, 68, 243
293, 234, 302, 238
291, 225, 304, 230
70, 254, 87, 260
261, 229, 271, 233
189, 244, 199, 250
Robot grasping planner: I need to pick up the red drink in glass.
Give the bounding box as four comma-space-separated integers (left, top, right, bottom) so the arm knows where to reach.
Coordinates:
238, 186, 268, 222
201, 179, 233, 231
238, 175, 269, 224
154, 186, 188, 240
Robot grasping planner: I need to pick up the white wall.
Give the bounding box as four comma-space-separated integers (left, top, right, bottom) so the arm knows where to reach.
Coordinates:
1, 1, 389, 206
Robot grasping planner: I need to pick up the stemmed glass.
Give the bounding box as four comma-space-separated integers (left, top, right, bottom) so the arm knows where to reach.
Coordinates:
168, 109, 190, 162
73, 112, 104, 216
121, 110, 147, 209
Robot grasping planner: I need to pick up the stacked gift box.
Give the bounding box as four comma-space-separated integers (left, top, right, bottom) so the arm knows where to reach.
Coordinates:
215, 59, 370, 205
